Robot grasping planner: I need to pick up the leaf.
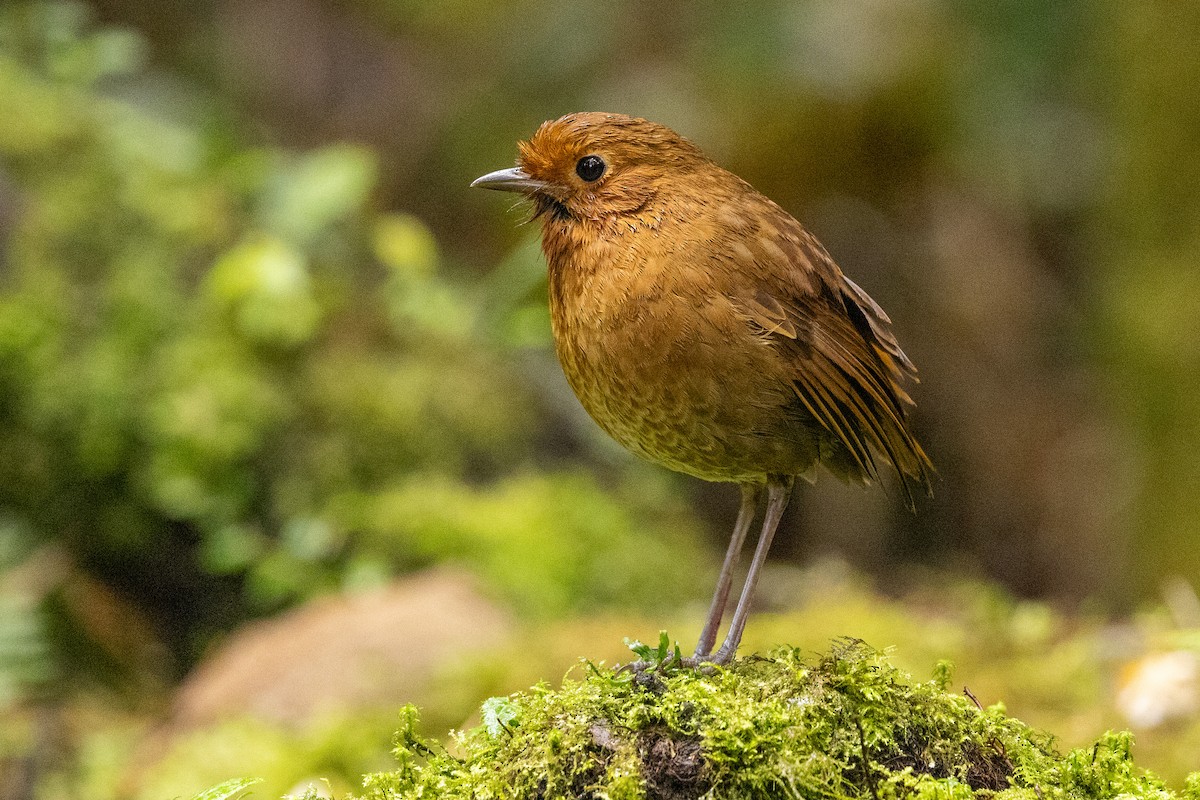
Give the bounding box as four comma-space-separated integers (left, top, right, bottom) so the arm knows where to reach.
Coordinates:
481, 696, 520, 737
187, 777, 262, 800
374, 213, 439, 280
624, 637, 652, 660
206, 235, 321, 345
260, 145, 377, 244
624, 631, 682, 669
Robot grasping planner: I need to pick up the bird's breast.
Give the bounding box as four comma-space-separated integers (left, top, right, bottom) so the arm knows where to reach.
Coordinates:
545, 227, 814, 482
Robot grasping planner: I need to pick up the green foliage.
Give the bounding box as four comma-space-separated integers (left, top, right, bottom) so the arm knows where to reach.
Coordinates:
0, 1, 707, 697
119, 711, 403, 800
334, 472, 707, 617
480, 695, 520, 738
0, 520, 55, 705
1097, 0, 1200, 594
186, 777, 261, 800
0, 587, 52, 705
363, 641, 1196, 800
624, 631, 685, 670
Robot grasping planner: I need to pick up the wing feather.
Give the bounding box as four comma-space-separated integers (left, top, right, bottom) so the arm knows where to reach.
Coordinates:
728, 212, 933, 506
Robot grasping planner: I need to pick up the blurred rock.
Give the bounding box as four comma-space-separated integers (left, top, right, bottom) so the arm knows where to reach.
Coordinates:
1116, 650, 1200, 730
170, 568, 513, 730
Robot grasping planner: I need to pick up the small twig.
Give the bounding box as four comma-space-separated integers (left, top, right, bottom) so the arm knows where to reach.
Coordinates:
854, 718, 880, 800
401, 734, 439, 760
616, 659, 651, 674
963, 686, 983, 710
991, 739, 1016, 775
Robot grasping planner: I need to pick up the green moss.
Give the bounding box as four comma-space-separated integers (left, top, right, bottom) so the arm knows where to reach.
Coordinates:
359, 640, 1197, 800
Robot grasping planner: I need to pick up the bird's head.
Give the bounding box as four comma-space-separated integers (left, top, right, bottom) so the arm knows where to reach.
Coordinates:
471, 112, 709, 223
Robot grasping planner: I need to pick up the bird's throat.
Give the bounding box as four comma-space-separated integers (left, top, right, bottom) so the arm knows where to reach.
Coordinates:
535, 195, 572, 222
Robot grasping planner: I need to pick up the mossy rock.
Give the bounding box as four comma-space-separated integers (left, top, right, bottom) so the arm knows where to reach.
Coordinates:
360, 639, 1200, 800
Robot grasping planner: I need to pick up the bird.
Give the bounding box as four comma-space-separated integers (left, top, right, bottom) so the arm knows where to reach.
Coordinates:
472, 112, 932, 665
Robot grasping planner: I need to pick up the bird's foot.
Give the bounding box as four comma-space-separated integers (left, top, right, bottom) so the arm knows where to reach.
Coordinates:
615, 632, 737, 679
704, 644, 736, 666
616, 653, 726, 680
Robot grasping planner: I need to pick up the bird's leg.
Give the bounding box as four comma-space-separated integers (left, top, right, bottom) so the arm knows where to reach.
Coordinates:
693, 483, 762, 659
709, 475, 794, 665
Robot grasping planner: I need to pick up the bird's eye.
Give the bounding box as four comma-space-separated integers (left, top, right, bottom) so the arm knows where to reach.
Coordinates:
575, 155, 606, 182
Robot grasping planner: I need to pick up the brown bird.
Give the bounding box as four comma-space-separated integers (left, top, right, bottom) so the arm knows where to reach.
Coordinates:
473, 112, 932, 665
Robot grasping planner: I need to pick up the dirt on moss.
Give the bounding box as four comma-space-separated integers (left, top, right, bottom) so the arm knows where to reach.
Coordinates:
882, 727, 1016, 790
571, 721, 712, 800
636, 728, 710, 800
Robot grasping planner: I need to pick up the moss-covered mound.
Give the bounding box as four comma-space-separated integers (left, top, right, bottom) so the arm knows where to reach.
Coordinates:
360, 639, 1199, 800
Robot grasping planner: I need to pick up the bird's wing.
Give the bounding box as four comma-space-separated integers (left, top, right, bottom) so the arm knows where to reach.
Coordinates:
728, 220, 932, 504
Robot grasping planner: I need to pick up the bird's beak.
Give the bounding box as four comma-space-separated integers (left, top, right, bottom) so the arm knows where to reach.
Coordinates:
470, 166, 547, 194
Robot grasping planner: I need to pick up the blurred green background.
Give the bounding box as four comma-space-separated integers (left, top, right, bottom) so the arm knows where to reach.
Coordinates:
2, 0, 1199, 797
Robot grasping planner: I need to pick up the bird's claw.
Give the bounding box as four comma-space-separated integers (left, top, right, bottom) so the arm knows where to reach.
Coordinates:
616, 653, 725, 678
